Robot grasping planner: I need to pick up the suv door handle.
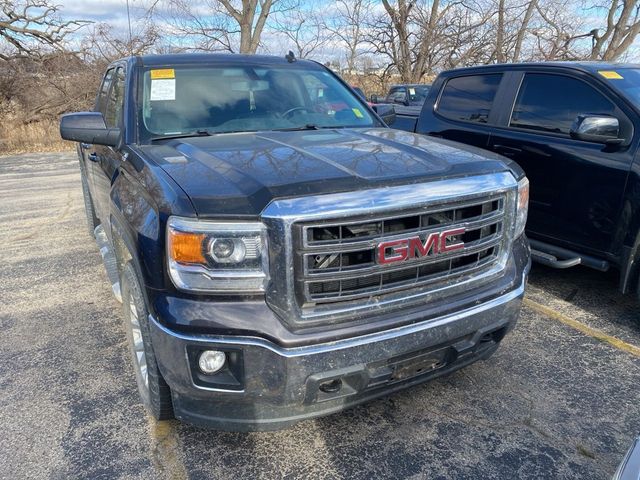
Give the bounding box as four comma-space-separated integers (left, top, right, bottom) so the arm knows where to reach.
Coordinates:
493, 145, 522, 156
88, 152, 99, 162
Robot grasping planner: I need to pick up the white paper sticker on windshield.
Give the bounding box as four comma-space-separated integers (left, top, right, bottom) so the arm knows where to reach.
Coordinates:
150, 79, 175, 101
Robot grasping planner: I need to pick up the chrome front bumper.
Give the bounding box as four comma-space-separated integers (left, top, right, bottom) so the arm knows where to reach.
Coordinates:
149, 266, 528, 431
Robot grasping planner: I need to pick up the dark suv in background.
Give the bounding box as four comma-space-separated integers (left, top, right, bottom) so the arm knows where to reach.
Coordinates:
395, 63, 640, 300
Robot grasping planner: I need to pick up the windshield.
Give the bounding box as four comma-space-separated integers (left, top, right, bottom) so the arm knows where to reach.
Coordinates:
139, 64, 376, 138
607, 68, 640, 105
408, 85, 430, 105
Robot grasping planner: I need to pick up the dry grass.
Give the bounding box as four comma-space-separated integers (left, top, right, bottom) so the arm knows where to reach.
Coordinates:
0, 119, 73, 155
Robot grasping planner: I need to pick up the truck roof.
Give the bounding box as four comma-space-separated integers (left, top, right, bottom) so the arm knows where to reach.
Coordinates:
122, 53, 322, 68
442, 61, 640, 76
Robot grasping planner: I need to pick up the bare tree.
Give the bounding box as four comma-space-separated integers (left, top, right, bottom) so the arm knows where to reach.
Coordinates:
325, 0, 372, 73
164, 0, 281, 53
0, 0, 87, 60
272, 8, 328, 58
590, 0, 640, 60
220, 0, 276, 53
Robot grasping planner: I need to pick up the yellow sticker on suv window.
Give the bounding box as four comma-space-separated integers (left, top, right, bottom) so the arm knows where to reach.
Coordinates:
598, 70, 623, 80
150, 69, 175, 79
352, 108, 364, 118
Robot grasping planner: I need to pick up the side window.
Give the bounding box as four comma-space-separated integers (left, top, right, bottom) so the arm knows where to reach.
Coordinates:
388, 88, 406, 104
96, 68, 114, 114
437, 74, 502, 123
510, 73, 615, 135
104, 67, 126, 128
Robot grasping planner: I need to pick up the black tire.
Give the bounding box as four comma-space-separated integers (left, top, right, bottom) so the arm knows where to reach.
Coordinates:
121, 262, 174, 420
80, 166, 99, 236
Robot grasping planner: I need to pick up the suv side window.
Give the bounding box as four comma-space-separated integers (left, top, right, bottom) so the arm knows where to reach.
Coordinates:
510, 73, 615, 135
437, 74, 502, 123
96, 68, 114, 115
104, 67, 125, 129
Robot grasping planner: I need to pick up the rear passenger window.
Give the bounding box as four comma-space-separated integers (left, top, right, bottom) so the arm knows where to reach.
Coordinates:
510, 74, 615, 135
437, 74, 502, 123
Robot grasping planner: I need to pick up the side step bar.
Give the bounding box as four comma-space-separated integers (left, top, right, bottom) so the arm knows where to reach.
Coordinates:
94, 225, 122, 303
529, 239, 609, 272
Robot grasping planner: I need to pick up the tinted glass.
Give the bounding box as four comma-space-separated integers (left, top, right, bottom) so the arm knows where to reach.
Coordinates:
603, 68, 640, 104
104, 67, 125, 128
387, 88, 406, 103
511, 73, 614, 135
437, 74, 501, 123
407, 85, 430, 106
141, 65, 375, 136
96, 68, 114, 114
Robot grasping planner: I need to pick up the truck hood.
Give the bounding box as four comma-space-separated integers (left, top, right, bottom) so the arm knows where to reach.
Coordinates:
139, 128, 514, 217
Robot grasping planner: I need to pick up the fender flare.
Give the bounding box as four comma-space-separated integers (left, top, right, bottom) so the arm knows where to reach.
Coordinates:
109, 212, 151, 306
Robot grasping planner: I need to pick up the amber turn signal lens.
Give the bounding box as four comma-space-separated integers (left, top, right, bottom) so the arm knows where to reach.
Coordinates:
168, 230, 206, 264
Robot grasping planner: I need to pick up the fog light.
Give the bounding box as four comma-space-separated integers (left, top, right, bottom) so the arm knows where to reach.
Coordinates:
198, 350, 226, 374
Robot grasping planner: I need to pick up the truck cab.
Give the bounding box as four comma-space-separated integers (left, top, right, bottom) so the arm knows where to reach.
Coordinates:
411, 63, 640, 300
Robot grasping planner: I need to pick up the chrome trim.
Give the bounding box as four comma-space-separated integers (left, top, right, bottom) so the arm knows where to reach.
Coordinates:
148, 271, 525, 359
263, 173, 516, 221
301, 209, 504, 254
261, 172, 519, 326
303, 233, 501, 280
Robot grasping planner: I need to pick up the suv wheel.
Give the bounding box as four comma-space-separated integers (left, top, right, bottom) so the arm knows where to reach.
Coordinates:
80, 166, 99, 236
121, 262, 174, 420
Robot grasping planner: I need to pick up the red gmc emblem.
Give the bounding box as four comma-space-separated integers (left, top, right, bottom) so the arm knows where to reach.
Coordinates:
377, 228, 466, 265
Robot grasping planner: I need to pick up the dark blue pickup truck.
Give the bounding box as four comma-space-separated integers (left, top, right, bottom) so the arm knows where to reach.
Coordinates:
60, 53, 530, 430
395, 62, 640, 301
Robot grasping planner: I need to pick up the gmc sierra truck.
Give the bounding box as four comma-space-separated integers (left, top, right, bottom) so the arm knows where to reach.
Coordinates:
392, 62, 640, 301
60, 53, 530, 431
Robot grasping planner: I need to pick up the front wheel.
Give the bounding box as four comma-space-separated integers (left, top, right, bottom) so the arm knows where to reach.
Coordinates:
121, 262, 174, 420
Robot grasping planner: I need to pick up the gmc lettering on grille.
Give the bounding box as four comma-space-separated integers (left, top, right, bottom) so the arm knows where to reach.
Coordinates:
377, 228, 466, 265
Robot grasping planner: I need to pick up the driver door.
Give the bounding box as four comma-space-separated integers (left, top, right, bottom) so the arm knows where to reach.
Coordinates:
488, 71, 634, 254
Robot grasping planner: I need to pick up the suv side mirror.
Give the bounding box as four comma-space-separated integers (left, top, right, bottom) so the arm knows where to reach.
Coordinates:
370, 94, 380, 104
60, 112, 120, 147
570, 115, 622, 145
372, 103, 396, 126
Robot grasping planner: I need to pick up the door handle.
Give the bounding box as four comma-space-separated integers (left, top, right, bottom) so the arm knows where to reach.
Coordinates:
493, 144, 522, 156
88, 152, 99, 162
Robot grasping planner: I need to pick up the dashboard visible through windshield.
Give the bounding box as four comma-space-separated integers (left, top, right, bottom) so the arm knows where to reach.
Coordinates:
139, 64, 376, 139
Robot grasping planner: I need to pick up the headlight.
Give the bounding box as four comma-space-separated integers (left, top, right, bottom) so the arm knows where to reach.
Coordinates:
514, 177, 529, 238
166, 217, 268, 293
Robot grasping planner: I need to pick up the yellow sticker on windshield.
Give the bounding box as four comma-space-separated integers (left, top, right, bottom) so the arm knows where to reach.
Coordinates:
598, 70, 623, 80
352, 108, 364, 118
150, 68, 175, 79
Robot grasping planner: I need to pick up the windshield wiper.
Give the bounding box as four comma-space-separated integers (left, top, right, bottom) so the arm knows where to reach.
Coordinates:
150, 130, 212, 142
276, 124, 320, 132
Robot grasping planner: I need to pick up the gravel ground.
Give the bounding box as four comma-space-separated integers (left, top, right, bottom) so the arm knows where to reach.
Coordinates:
1, 152, 638, 479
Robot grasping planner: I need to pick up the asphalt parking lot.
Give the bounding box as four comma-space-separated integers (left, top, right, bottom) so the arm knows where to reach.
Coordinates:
1, 151, 639, 480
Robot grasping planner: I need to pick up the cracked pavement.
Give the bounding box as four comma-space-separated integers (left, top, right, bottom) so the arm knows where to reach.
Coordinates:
0, 152, 638, 479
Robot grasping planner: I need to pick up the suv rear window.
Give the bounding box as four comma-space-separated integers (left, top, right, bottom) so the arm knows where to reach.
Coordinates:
510, 73, 615, 135
437, 74, 502, 123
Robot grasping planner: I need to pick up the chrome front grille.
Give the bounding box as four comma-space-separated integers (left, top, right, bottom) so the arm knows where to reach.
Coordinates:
260, 172, 518, 325
297, 196, 505, 304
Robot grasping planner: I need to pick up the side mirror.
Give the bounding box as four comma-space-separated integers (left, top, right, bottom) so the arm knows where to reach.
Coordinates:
352, 86, 366, 102
570, 115, 622, 145
373, 103, 396, 126
60, 112, 120, 147
370, 94, 380, 104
